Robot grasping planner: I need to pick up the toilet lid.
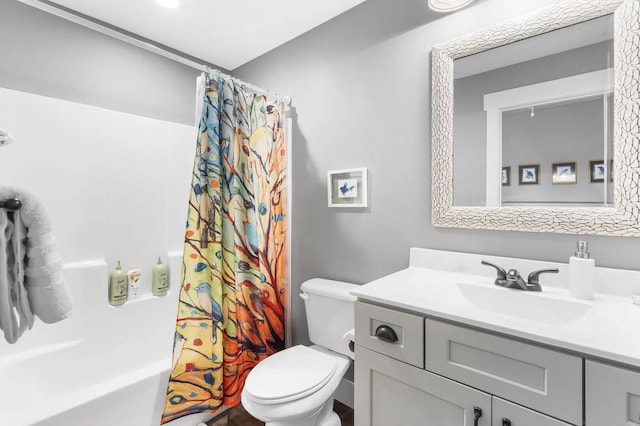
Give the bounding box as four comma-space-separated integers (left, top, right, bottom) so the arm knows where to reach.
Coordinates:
244, 345, 338, 404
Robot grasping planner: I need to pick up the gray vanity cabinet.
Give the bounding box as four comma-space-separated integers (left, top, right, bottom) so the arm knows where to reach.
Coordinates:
354, 301, 576, 426
355, 345, 492, 426
585, 360, 640, 425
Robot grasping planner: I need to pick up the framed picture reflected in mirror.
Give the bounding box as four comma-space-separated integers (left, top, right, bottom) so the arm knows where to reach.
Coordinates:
551, 162, 577, 185
590, 160, 606, 183
502, 166, 511, 186
518, 164, 540, 185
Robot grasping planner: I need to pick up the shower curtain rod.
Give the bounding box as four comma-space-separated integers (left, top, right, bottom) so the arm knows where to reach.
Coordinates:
203, 68, 292, 105
17, 0, 291, 105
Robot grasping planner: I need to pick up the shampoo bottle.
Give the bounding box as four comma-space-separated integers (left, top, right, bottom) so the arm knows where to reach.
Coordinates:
127, 265, 142, 299
569, 241, 595, 300
108, 261, 128, 306
152, 257, 169, 297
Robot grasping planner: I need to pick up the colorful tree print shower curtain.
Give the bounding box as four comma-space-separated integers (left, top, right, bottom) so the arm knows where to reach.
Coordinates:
162, 74, 288, 423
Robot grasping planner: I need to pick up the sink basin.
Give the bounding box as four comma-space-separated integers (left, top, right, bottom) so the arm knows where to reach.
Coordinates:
455, 282, 592, 325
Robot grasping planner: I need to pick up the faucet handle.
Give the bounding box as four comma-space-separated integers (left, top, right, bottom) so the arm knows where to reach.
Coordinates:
526, 268, 559, 291
481, 260, 508, 285
527, 268, 559, 284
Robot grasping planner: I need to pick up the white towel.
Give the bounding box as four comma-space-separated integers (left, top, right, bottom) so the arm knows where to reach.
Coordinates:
0, 211, 33, 343
0, 128, 14, 146
0, 187, 72, 343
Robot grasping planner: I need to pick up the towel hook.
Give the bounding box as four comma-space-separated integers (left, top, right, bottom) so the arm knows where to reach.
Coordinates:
0, 198, 22, 211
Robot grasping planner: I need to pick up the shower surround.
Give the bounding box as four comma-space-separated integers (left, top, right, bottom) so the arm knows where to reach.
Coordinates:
0, 254, 214, 426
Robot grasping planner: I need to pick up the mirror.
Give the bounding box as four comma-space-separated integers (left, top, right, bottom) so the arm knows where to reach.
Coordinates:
431, 0, 640, 236
453, 15, 614, 207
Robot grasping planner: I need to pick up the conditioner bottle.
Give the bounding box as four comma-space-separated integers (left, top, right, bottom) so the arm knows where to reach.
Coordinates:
152, 257, 169, 297
109, 261, 128, 306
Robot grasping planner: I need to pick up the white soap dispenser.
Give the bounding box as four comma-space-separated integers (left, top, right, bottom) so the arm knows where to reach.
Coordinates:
569, 241, 595, 300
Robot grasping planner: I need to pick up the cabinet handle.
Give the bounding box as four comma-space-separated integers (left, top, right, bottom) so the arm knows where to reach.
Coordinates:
502, 419, 511, 426
473, 406, 483, 426
374, 325, 398, 343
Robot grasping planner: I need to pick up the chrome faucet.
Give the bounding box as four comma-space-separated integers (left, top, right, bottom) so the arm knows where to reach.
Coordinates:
481, 261, 559, 292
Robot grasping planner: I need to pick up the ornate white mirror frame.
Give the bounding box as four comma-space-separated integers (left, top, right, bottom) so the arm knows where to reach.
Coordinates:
431, 0, 640, 236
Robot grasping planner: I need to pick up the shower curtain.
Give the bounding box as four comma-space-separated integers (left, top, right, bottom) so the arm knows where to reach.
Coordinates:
162, 73, 288, 424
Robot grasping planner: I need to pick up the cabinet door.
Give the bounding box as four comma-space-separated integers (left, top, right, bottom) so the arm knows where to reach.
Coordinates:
586, 360, 640, 425
492, 397, 572, 426
355, 345, 491, 426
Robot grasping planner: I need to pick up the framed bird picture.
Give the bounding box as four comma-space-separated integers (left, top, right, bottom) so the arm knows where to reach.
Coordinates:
551, 162, 577, 184
589, 160, 606, 183
327, 167, 368, 207
501, 166, 511, 186
518, 164, 540, 185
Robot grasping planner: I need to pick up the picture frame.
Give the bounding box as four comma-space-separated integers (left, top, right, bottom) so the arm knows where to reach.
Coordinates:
518, 164, 540, 185
551, 162, 577, 184
609, 159, 614, 182
589, 160, 606, 183
327, 167, 368, 207
501, 166, 511, 186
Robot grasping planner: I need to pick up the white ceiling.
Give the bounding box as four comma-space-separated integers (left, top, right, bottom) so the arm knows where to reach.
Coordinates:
45, 0, 367, 70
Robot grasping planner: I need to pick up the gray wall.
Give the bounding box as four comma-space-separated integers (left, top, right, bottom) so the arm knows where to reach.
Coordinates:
234, 0, 640, 347
0, 0, 204, 125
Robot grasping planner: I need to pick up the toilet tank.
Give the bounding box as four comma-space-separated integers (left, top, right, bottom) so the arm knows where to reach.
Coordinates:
300, 278, 359, 356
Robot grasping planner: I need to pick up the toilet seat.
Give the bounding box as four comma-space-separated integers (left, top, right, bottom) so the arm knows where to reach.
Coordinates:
243, 345, 338, 405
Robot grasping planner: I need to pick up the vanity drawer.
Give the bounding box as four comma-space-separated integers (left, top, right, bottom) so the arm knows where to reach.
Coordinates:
586, 360, 640, 425
355, 302, 424, 368
425, 320, 582, 425
493, 397, 572, 426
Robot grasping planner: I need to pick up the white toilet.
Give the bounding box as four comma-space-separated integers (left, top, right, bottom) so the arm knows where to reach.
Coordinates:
241, 278, 359, 426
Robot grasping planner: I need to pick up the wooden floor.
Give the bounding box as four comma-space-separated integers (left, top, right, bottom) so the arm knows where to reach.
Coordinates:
208, 400, 354, 426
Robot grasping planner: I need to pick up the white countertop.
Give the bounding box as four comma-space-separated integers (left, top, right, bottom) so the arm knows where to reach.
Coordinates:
351, 248, 640, 369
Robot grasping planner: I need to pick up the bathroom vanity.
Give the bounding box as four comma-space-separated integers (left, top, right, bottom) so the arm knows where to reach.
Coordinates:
352, 248, 640, 426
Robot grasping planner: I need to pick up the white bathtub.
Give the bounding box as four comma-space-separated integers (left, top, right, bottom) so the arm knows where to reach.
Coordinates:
0, 255, 215, 426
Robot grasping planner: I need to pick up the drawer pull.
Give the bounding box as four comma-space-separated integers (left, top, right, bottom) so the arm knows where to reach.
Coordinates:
374, 325, 398, 343
502, 419, 511, 426
473, 406, 483, 426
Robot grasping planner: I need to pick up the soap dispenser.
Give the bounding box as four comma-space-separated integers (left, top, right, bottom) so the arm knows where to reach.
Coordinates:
569, 241, 595, 300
